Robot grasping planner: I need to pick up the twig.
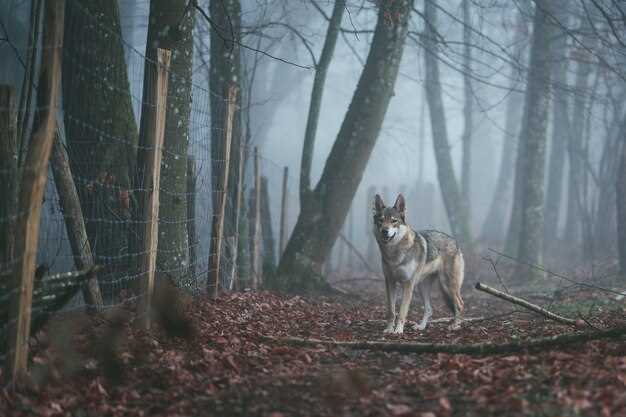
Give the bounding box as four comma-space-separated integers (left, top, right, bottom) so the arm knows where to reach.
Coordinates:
488, 248, 623, 296
338, 232, 382, 278
482, 255, 510, 294
263, 325, 626, 355
475, 282, 579, 326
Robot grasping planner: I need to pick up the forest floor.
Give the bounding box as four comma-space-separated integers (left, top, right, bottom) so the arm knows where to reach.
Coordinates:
2, 271, 626, 417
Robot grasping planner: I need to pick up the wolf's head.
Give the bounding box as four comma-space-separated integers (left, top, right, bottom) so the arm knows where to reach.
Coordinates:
373, 194, 407, 244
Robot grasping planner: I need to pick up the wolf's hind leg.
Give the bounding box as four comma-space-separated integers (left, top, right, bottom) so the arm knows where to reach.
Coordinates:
440, 254, 465, 330
414, 274, 434, 331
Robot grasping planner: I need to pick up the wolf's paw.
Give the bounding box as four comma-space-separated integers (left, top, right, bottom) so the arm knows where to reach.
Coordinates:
392, 322, 405, 334
414, 322, 427, 331
447, 321, 462, 331
383, 326, 395, 334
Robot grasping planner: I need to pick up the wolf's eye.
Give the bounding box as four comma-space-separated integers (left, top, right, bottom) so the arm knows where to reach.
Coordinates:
392, 218, 399, 224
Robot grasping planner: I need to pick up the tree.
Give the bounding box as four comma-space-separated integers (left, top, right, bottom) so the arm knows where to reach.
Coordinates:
460, 0, 473, 218
544, 1, 571, 246
480, 11, 527, 243
616, 115, 626, 278
423, 0, 471, 245
299, 0, 345, 205
63, 0, 139, 297
512, 0, 556, 281
276, 0, 413, 292
564, 18, 596, 243
143, 0, 194, 284
209, 0, 242, 286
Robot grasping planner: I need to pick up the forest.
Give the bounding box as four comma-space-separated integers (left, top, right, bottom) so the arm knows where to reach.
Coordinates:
1, 0, 626, 416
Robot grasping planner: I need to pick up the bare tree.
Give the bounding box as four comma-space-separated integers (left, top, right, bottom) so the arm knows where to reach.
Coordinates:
276, 0, 413, 292
423, 0, 471, 245
512, 0, 556, 281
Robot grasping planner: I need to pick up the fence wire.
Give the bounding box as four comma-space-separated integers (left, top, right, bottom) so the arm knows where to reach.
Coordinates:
0, 0, 293, 358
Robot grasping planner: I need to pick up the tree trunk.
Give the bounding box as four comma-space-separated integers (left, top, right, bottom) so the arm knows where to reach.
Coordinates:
564, 19, 595, 243
460, 0, 473, 220
299, 0, 345, 204
483, 11, 526, 244
63, 0, 139, 299
210, 0, 241, 282
616, 115, 626, 278
145, 0, 194, 284
423, 0, 471, 245
276, 0, 413, 293
513, 0, 555, 282
544, 3, 570, 246
260, 176, 276, 277
0, 85, 17, 272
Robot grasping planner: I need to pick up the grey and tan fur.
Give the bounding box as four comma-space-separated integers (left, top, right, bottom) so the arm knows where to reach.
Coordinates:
373, 194, 464, 334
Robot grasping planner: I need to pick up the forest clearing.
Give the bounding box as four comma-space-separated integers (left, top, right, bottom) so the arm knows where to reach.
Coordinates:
2, 266, 626, 417
2, 0, 626, 415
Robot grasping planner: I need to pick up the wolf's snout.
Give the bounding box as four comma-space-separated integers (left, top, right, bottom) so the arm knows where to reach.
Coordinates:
382, 228, 396, 239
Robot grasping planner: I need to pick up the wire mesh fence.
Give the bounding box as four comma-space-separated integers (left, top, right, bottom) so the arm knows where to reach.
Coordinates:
0, 0, 295, 370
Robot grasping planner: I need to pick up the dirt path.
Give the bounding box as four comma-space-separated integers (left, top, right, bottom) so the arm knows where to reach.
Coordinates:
2, 288, 626, 417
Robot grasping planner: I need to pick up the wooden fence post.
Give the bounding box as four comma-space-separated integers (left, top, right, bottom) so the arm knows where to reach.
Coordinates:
186, 158, 196, 282
229, 142, 245, 290
251, 147, 262, 289
5, 0, 64, 383
207, 85, 237, 299
279, 166, 289, 258
0, 85, 17, 270
137, 48, 171, 329
50, 133, 103, 312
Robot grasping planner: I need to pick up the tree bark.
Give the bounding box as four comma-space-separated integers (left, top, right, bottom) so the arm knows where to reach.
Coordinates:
145, 0, 194, 283
62, 0, 139, 298
616, 114, 626, 278
423, 0, 471, 245
544, 4, 570, 247
513, 0, 556, 282
564, 20, 595, 244
260, 176, 276, 276
299, 0, 345, 204
210, 0, 242, 283
276, 0, 413, 292
0, 85, 17, 272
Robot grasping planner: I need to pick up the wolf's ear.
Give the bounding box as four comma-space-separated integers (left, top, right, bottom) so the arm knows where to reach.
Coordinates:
394, 194, 406, 219
374, 194, 385, 213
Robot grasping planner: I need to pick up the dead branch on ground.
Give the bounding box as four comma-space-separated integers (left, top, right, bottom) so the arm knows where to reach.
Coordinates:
475, 282, 579, 326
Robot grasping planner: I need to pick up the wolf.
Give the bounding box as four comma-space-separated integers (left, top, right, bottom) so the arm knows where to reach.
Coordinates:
373, 194, 464, 334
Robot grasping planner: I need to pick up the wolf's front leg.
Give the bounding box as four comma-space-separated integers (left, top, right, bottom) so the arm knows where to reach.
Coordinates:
383, 277, 396, 334
415, 276, 433, 331
394, 279, 416, 334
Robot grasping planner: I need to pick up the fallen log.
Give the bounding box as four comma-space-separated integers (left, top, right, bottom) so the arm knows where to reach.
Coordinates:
262, 325, 626, 355
475, 282, 578, 326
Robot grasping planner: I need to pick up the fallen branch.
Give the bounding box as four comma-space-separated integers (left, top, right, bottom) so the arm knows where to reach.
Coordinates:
475, 282, 578, 326
262, 325, 626, 355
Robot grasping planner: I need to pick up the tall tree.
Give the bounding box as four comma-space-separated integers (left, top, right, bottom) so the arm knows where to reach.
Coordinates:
615, 114, 626, 279
564, 19, 595, 243
209, 0, 242, 285
481, 11, 527, 242
276, 0, 413, 292
512, 0, 556, 281
460, 0, 473, 219
544, 2, 570, 246
299, 0, 345, 205
63, 0, 139, 295
143, 0, 194, 283
423, 0, 471, 245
